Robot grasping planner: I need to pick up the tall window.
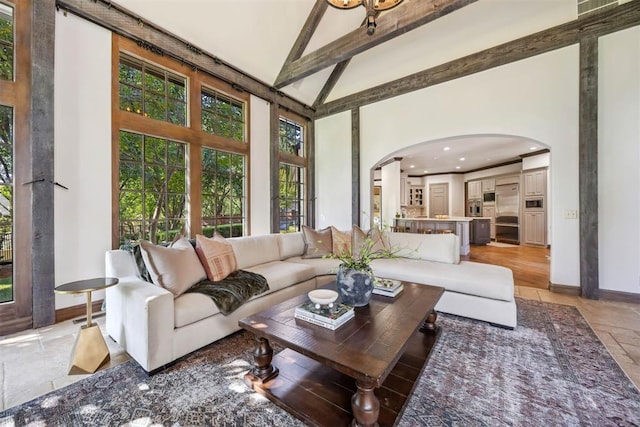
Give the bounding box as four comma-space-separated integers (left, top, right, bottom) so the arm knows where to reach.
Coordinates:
0, 3, 13, 81
278, 114, 306, 232
0, 105, 12, 303
201, 88, 245, 142
119, 56, 187, 125
279, 116, 304, 156
201, 147, 245, 238
279, 163, 304, 232
118, 131, 187, 244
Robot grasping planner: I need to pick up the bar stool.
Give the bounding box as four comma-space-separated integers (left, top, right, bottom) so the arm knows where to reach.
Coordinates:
392, 226, 409, 233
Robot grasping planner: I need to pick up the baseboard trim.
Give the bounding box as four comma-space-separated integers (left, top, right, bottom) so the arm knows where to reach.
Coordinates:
55, 300, 104, 323
599, 289, 640, 304
549, 283, 580, 295
549, 283, 640, 303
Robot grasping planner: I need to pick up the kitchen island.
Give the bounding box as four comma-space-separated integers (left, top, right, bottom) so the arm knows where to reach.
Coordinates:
394, 217, 490, 255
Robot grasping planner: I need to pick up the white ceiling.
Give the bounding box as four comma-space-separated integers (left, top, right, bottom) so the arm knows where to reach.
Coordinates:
112, 0, 576, 173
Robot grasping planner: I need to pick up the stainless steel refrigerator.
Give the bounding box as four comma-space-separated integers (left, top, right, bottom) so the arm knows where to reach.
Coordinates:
495, 183, 519, 244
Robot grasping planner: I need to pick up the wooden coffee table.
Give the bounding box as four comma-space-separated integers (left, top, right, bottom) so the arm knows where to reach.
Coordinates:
239, 281, 444, 427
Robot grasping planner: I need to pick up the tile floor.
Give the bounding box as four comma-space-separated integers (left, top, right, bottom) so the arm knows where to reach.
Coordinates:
1, 287, 639, 412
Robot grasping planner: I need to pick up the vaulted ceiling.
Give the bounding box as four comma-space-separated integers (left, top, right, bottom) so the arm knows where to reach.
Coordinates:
107, 0, 581, 173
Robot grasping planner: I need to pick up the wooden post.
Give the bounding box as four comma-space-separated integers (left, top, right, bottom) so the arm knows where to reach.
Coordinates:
31, 0, 56, 327
579, 37, 599, 300
352, 108, 360, 227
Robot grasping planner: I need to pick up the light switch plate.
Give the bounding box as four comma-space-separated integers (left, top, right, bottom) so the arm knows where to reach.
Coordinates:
565, 209, 578, 219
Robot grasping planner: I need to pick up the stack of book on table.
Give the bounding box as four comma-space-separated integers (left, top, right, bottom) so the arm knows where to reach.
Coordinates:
294, 302, 354, 330
373, 277, 404, 297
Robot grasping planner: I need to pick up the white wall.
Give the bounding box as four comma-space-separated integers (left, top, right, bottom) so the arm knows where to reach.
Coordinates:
337, 46, 581, 287
54, 13, 112, 308
381, 161, 401, 227
249, 95, 271, 235
464, 163, 523, 182
315, 111, 352, 230
522, 152, 550, 170
598, 26, 640, 294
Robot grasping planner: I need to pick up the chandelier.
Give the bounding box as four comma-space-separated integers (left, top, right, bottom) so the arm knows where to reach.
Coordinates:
325, 0, 405, 35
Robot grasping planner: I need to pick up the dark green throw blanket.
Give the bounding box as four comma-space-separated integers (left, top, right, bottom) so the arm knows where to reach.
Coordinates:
185, 270, 269, 315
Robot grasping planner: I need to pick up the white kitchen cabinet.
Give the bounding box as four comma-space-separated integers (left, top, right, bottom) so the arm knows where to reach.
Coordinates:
524, 211, 546, 246
468, 181, 482, 200
408, 185, 424, 206
524, 170, 546, 197
482, 205, 496, 239
482, 179, 495, 193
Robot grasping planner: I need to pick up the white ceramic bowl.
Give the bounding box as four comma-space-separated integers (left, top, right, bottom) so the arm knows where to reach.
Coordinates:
308, 289, 338, 306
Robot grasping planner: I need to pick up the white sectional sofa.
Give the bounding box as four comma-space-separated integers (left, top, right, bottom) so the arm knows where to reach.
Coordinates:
105, 231, 516, 372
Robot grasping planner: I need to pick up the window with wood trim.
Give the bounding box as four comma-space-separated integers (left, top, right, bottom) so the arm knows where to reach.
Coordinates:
0, 3, 13, 81
0, 104, 12, 303
114, 37, 250, 245
278, 163, 304, 232
278, 114, 307, 232
279, 116, 304, 156
118, 131, 187, 244
119, 55, 187, 126
201, 88, 245, 142
201, 147, 245, 238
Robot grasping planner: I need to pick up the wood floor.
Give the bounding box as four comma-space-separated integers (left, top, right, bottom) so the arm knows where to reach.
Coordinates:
463, 242, 550, 289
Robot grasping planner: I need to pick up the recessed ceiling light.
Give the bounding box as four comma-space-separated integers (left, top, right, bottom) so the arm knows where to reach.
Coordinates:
459, 157, 465, 161
433, 156, 439, 160
409, 165, 415, 168
455, 166, 461, 169
530, 146, 537, 150
443, 147, 450, 151
423, 170, 428, 173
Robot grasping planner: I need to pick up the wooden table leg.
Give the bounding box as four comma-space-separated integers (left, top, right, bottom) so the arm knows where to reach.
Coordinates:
420, 309, 439, 334
244, 337, 279, 386
351, 379, 379, 427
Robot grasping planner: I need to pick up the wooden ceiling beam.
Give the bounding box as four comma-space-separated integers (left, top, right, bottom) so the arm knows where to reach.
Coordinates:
315, 0, 640, 118
313, 59, 351, 108
280, 0, 328, 69
57, 0, 314, 119
275, 0, 477, 89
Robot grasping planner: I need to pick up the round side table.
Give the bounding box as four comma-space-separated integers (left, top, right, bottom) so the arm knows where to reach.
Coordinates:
55, 277, 119, 375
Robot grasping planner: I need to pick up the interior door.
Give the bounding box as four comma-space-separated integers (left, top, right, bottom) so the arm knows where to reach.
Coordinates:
429, 183, 449, 217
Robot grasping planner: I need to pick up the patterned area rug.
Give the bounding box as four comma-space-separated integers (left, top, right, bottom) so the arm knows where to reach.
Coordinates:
1, 299, 639, 426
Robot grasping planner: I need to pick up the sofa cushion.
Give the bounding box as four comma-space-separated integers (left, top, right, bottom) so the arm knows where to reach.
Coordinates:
140, 236, 207, 297
244, 261, 317, 293
370, 258, 513, 302
174, 292, 221, 328
302, 225, 333, 259
387, 232, 460, 264
229, 234, 281, 269
284, 256, 342, 277
195, 233, 238, 281
277, 232, 305, 260
331, 226, 351, 257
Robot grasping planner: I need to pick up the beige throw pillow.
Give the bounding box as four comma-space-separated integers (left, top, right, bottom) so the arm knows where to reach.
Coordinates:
331, 226, 352, 257
195, 233, 238, 281
352, 225, 388, 259
140, 236, 207, 297
301, 225, 333, 259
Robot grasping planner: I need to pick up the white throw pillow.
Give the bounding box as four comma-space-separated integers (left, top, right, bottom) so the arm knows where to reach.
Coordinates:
140, 236, 207, 297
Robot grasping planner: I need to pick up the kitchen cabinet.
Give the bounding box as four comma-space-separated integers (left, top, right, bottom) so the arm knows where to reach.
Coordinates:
470, 218, 491, 245
482, 206, 495, 239
468, 181, 482, 200
482, 179, 495, 193
408, 185, 424, 206
523, 211, 546, 246
524, 170, 546, 197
